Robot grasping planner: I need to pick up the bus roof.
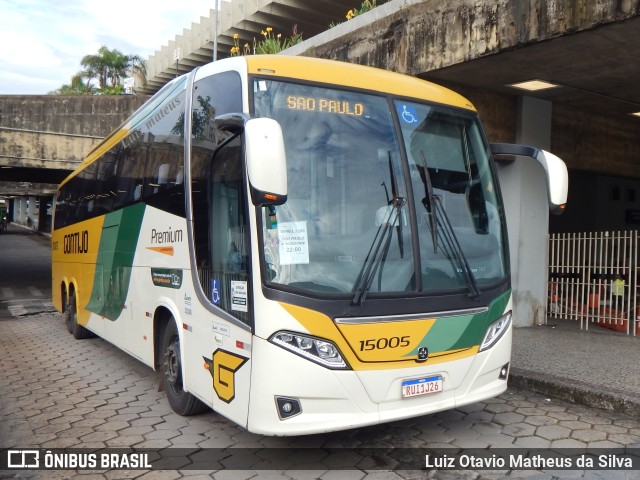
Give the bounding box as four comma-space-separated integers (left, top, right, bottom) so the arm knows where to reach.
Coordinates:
60, 55, 476, 189
245, 55, 476, 112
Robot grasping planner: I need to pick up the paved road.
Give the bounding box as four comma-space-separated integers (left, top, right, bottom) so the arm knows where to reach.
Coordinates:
0, 225, 54, 319
1, 313, 639, 479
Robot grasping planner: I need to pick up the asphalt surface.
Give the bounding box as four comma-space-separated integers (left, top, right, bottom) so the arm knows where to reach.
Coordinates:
0, 224, 54, 319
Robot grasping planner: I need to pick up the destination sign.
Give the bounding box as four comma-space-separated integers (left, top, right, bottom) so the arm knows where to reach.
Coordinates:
286, 95, 364, 116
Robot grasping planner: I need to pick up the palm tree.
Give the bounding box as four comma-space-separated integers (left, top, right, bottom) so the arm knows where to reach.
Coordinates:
49, 72, 96, 95
80, 46, 111, 90
77, 45, 147, 94
127, 54, 147, 91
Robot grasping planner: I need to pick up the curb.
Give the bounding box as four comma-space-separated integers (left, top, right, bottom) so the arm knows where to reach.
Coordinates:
7, 222, 51, 238
510, 367, 640, 420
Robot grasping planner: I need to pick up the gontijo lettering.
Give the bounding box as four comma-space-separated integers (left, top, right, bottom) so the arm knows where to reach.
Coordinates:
287, 95, 364, 116
63, 230, 89, 254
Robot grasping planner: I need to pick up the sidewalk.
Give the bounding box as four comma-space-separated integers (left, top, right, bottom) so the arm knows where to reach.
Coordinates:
510, 317, 640, 419
8, 221, 51, 238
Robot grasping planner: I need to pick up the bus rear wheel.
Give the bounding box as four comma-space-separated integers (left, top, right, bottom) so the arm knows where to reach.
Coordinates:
66, 290, 93, 339
161, 320, 208, 416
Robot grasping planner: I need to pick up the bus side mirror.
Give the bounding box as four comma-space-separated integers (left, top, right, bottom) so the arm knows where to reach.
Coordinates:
245, 118, 288, 206
491, 143, 568, 215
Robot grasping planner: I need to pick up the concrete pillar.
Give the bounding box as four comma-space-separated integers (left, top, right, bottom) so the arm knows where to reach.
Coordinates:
28, 197, 37, 229
18, 197, 28, 225
38, 195, 54, 233
497, 96, 552, 327
8, 198, 14, 222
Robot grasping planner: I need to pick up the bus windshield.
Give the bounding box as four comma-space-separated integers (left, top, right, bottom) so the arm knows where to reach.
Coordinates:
253, 79, 507, 297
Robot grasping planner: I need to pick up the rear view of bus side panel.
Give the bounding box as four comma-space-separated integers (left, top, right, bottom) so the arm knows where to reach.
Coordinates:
52, 215, 107, 338
52, 75, 190, 356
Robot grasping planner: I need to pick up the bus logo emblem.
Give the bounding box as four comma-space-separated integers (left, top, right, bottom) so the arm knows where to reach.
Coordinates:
417, 347, 429, 362
203, 349, 248, 403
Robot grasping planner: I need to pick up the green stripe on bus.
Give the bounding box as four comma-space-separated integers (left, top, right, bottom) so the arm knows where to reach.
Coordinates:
86, 203, 146, 320
403, 290, 511, 355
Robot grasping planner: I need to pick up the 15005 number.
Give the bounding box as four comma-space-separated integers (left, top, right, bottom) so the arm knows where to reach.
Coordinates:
359, 336, 410, 351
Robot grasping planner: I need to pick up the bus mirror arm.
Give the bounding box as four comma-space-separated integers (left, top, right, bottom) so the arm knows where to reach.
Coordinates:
214, 113, 288, 206
214, 113, 250, 134
490, 143, 568, 215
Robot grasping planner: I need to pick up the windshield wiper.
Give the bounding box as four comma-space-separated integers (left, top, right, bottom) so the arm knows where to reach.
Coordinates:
352, 152, 407, 306
420, 151, 438, 253
432, 196, 480, 298
418, 150, 480, 298
388, 151, 405, 259
351, 195, 405, 306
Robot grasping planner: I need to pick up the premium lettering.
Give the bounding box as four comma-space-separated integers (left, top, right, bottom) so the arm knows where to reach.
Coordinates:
151, 227, 183, 244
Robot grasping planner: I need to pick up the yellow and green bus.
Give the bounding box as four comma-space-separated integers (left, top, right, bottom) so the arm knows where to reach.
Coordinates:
52, 55, 567, 435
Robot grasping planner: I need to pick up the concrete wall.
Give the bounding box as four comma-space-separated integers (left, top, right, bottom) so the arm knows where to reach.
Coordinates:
0, 95, 149, 233
437, 83, 517, 144
0, 95, 148, 170
289, 0, 640, 77
552, 104, 640, 177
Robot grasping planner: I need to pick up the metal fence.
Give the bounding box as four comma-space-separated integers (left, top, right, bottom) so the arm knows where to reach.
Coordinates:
548, 231, 640, 336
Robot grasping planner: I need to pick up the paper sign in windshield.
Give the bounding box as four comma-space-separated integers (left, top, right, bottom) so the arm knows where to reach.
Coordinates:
278, 221, 309, 265
231, 281, 248, 312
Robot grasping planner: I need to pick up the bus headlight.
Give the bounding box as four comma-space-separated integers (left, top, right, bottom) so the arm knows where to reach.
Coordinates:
479, 311, 512, 352
270, 331, 350, 369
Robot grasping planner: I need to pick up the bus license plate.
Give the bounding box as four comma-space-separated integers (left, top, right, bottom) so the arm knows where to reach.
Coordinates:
402, 375, 443, 398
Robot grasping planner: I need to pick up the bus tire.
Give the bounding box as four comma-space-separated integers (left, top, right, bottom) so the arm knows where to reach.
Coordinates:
67, 290, 93, 340
161, 320, 209, 416
65, 292, 73, 334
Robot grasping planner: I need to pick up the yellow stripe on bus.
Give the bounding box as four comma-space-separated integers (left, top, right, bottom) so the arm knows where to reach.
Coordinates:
246, 55, 475, 112
51, 215, 105, 325
279, 302, 478, 371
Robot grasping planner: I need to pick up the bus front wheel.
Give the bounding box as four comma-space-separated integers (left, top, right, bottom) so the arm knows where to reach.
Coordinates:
161, 320, 208, 416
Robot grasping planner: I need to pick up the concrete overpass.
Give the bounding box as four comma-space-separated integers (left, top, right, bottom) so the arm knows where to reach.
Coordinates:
142, 0, 640, 130
142, 0, 358, 93
0, 95, 147, 229
4, 0, 638, 199
0, 0, 355, 209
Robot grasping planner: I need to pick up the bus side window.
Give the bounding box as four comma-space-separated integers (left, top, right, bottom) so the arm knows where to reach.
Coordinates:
189, 70, 244, 318
208, 137, 250, 324
142, 144, 185, 216
113, 144, 142, 208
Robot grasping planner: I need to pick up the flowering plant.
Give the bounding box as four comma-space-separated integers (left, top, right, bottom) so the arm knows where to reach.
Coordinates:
332, 0, 378, 27
229, 25, 302, 56
254, 25, 302, 54
229, 33, 251, 56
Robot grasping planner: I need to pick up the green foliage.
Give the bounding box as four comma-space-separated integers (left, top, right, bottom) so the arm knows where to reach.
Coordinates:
48, 72, 95, 95
50, 45, 146, 95
230, 25, 302, 56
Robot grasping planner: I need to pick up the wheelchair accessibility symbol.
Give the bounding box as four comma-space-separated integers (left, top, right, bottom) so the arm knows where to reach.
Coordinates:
398, 104, 418, 124
211, 279, 221, 306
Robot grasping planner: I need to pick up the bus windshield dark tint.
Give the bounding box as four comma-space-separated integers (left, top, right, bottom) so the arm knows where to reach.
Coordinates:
253, 79, 508, 296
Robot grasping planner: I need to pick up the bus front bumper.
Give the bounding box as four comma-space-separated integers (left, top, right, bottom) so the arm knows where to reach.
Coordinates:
246, 326, 512, 436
